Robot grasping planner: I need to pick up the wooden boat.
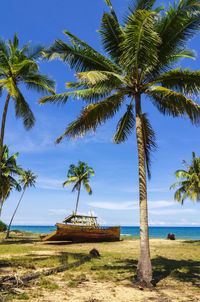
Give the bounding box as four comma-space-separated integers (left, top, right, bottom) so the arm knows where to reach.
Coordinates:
41, 214, 120, 242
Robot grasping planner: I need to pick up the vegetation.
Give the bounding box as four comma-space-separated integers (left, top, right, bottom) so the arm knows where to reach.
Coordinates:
170, 152, 200, 204
0, 220, 7, 232
0, 236, 199, 300
63, 161, 94, 215
0, 33, 55, 159
40, 0, 200, 285
0, 145, 22, 217
6, 170, 37, 239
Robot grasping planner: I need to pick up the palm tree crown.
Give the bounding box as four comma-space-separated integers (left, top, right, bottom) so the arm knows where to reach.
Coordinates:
20, 170, 37, 190
63, 161, 94, 215
170, 152, 200, 204
0, 33, 55, 152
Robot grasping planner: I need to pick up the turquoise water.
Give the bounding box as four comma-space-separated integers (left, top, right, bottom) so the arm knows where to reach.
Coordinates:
10, 225, 200, 240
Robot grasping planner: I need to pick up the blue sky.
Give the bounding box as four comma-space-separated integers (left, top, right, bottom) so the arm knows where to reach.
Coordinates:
1, 0, 200, 226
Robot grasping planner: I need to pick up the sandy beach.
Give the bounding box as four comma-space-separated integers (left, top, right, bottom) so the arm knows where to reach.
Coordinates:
0, 235, 199, 301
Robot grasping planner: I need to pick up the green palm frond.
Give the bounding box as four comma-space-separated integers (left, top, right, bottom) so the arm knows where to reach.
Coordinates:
76, 70, 126, 87
121, 10, 160, 75
55, 92, 125, 143
147, 85, 200, 124
44, 36, 120, 73
152, 67, 200, 96
113, 104, 135, 143
14, 85, 35, 130
23, 72, 55, 94
98, 12, 123, 63
154, 0, 200, 75
83, 181, 92, 195
170, 151, 200, 204
141, 113, 157, 179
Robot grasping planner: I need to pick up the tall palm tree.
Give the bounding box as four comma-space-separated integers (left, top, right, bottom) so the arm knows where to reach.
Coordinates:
6, 170, 37, 239
63, 161, 94, 215
0, 144, 21, 216
0, 33, 55, 159
170, 152, 200, 203
40, 0, 200, 285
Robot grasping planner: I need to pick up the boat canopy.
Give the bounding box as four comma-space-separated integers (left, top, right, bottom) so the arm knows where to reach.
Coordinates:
63, 214, 99, 227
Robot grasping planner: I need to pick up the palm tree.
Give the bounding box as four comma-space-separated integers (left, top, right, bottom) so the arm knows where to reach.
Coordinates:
0, 144, 21, 216
6, 170, 36, 239
63, 161, 94, 215
0, 33, 55, 159
170, 152, 200, 204
40, 0, 200, 286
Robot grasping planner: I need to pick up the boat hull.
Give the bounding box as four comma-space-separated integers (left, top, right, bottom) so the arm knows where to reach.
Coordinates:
41, 224, 121, 242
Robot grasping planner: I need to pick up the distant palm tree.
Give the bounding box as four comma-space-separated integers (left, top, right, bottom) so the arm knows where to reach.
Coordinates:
40, 0, 200, 286
0, 33, 55, 158
6, 170, 37, 238
170, 152, 200, 204
0, 145, 21, 216
63, 161, 94, 215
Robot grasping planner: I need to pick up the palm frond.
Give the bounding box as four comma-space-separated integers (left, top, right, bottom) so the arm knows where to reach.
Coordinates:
45, 35, 121, 73
55, 91, 125, 143
154, 0, 200, 74
121, 10, 160, 75
14, 86, 35, 130
141, 113, 157, 179
147, 85, 200, 124
98, 12, 123, 63
152, 67, 200, 96
23, 72, 55, 94
113, 104, 135, 143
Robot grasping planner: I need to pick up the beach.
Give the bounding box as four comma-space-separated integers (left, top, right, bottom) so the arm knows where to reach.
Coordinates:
0, 232, 200, 301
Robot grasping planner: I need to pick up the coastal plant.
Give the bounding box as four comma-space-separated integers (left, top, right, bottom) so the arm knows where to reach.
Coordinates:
0, 33, 55, 160
0, 220, 7, 232
170, 152, 200, 203
63, 161, 94, 215
40, 0, 200, 286
0, 144, 21, 216
6, 170, 37, 238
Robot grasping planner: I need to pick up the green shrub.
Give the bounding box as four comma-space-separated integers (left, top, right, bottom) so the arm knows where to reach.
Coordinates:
0, 220, 7, 232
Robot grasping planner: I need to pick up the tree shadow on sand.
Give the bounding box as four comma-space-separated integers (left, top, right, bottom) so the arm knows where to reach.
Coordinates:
152, 257, 200, 288
0, 251, 87, 275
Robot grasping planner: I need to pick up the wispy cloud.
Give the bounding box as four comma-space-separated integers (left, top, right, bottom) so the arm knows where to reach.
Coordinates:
149, 208, 197, 215
87, 200, 174, 210
37, 177, 64, 190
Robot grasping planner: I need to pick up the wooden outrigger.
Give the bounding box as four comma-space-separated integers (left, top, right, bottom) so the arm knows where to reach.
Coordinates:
41, 214, 120, 242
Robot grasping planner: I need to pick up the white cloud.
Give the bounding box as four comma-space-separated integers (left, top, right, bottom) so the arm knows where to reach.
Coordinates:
149, 208, 197, 215
37, 177, 64, 190
48, 209, 69, 216
87, 200, 174, 210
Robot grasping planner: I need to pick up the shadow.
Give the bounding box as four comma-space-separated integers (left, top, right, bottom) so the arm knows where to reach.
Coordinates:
0, 251, 87, 274
152, 256, 200, 288
0, 236, 40, 245
90, 259, 137, 274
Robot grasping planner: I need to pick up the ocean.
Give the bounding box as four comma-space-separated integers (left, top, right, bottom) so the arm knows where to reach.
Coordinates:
10, 225, 200, 240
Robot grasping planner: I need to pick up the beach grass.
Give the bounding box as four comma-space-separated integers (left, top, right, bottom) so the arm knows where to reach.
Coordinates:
0, 233, 200, 301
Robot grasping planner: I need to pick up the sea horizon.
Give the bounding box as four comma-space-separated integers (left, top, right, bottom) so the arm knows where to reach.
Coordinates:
10, 225, 200, 240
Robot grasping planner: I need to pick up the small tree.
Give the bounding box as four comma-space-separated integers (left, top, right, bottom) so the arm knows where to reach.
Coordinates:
6, 170, 37, 238
170, 152, 200, 203
63, 161, 94, 215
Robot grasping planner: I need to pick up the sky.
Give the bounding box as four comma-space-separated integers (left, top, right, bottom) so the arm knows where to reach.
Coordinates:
1, 0, 200, 226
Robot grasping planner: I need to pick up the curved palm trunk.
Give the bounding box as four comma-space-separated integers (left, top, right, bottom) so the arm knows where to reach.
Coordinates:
135, 94, 152, 286
0, 94, 11, 155
6, 187, 26, 239
74, 183, 81, 215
